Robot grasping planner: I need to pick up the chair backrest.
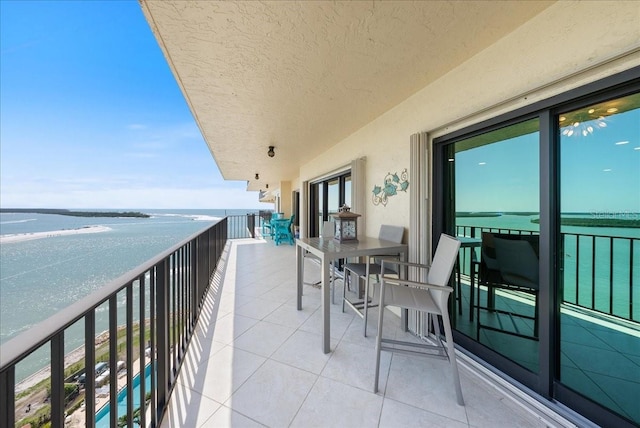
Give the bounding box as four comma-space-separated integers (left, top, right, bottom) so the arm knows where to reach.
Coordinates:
427, 234, 461, 287
378, 224, 404, 244
493, 237, 539, 290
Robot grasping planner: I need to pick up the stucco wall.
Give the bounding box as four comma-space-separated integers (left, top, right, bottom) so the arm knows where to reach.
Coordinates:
298, 0, 640, 239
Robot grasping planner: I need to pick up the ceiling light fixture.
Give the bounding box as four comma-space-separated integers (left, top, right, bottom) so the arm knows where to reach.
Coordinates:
267, 146, 275, 158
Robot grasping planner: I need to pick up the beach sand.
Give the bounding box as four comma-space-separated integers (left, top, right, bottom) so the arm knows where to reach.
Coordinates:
0, 225, 111, 244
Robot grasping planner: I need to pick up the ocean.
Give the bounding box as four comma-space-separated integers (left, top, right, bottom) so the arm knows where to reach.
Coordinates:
1, 210, 637, 383
0, 209, 257, 382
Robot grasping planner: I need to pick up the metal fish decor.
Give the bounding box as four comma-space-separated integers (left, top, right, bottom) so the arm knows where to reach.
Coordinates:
372, 168, 409, 206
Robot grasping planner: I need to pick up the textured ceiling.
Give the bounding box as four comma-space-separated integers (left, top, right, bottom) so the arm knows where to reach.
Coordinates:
140, 1, 554, 191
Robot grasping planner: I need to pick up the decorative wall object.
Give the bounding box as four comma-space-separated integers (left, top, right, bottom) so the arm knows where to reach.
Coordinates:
372, 168, 409, 206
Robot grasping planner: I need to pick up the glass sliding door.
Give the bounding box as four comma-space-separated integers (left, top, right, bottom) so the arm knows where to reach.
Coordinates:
435, 77, 640, 427
309, 171, 351, 237
558, 93, 640, 424
445, 119, 541, 373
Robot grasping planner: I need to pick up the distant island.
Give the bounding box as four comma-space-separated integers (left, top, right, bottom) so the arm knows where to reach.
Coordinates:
531, 217, 640, 228
0, 208, 150, 218
456, 211, 540, 218
456, 212, 503, 218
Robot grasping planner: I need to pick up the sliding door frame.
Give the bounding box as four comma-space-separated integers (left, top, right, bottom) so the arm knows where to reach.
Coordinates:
432, 66, 640, 428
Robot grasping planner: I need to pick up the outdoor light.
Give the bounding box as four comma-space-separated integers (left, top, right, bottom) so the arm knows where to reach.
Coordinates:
268, 146, 275, 158
255, 173, 259, 180
266, 184, 269, 189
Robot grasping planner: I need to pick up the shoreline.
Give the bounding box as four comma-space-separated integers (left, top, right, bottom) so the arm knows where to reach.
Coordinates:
0, 225, 111, 244
15, 329, 112, 394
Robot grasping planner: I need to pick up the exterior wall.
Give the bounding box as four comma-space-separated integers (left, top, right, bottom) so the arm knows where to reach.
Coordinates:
298, 0, 640, 240
279, 180, 292, 217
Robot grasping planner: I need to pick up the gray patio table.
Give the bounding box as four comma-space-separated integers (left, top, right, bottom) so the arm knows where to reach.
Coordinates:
296, 236, 408, 353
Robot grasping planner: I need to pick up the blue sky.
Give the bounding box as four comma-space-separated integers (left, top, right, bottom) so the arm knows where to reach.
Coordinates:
455, 108, 640, 213
0, 1, 263, 209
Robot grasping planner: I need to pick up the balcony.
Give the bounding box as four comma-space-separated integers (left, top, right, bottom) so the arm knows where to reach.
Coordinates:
157, 238, 567, 427
3, 217, 614, 427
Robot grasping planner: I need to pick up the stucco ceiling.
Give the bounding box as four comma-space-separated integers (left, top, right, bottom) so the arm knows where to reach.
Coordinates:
140, 1, 554, 192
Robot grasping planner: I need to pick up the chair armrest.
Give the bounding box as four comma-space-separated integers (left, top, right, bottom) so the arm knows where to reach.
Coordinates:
380, 277, 453, 294
379, 258, 431, 270
380, 258, 432, 278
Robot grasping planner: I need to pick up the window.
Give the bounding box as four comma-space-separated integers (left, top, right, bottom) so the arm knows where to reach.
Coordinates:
309, 171, 351, 237
434, 72, 639, 427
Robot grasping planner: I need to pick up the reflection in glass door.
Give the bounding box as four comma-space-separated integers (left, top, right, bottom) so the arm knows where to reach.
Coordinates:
558, 93, 640, 424
309, 172, 351, 237
447, 119, 541, 373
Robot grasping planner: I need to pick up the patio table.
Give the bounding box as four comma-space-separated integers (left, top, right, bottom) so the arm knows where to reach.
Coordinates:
296, 236, 407, 353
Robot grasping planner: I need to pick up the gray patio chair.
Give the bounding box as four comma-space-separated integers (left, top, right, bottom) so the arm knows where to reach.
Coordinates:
373, 233, 464, 406
342, 224, 404, 336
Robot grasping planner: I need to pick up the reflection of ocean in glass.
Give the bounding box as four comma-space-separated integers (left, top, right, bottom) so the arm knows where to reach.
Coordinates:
457, 214, 640, 319
0, 209, 256, 381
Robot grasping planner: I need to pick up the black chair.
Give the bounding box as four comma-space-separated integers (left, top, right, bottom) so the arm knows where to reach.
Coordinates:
474, 232, 539, 340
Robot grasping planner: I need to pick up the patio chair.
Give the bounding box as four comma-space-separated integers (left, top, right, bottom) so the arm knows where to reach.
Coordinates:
273, 214, 295, 245
373, 233, 464, 405
342, 224, 404, 336
259, 211, 273, 237
474, 232, 539, 340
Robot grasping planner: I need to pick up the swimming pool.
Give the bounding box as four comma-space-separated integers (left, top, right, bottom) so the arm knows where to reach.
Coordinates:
95, 364, 152, 427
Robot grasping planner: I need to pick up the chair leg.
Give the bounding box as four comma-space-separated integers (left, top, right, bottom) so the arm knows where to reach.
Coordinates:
374, 300, 385, 393
342, 269, 348, 313
442, 313, 465, 406
363, 274, 369, 337
330, 261, 335, 304
363, 258, 372, 337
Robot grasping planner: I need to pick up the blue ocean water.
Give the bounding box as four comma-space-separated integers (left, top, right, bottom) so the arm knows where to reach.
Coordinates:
0, 209, 256, 381
457, 214, 640, 319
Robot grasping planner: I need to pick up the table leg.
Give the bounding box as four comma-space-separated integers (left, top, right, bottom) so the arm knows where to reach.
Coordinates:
296, 244, 303, 311
322, 255, 331, 353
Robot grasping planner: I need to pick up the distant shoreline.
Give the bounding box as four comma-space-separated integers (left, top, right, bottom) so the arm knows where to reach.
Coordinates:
531, 217, 640, 228
0, 225, 112, 244
0, 208, 150, 218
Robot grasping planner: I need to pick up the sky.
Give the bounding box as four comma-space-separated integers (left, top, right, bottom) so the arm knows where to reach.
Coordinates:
0, 0, 264, 210
455, 108, 640, 214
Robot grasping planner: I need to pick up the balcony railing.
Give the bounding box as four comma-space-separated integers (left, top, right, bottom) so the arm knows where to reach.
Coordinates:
0, 218, 229, 428
455, 225, 639, 323
227, 214, 258, 239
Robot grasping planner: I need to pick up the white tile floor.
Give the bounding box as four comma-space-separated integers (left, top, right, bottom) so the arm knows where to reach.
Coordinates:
159, 239, 561, 427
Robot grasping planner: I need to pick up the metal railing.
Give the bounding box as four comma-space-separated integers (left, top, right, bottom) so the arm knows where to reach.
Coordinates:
0, 218, 229, 428
227, 214, 258, 239
455, 225, 639, 323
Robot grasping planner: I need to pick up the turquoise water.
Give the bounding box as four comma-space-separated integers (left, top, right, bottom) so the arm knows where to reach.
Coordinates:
95, 363, 152, 428
457, 214, 640, 319
0, 209, 256, 381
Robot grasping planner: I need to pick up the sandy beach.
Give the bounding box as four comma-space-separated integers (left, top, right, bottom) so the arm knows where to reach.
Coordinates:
0, 225, 111, 244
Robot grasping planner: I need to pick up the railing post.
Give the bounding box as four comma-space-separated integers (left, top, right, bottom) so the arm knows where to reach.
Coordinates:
156, 259, 169, 422
51, 331, 65, 428
126, 282, 134, 427
630, 239, 635, 322
0, 366, 15, 428
108, 295, 118, 428
138, 274, 146, 428
191, 240, 198, 326
149, 267, 157, 427
85, 311, 96, 428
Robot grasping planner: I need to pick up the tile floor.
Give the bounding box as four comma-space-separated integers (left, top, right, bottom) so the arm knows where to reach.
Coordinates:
159, 239, 566, 427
